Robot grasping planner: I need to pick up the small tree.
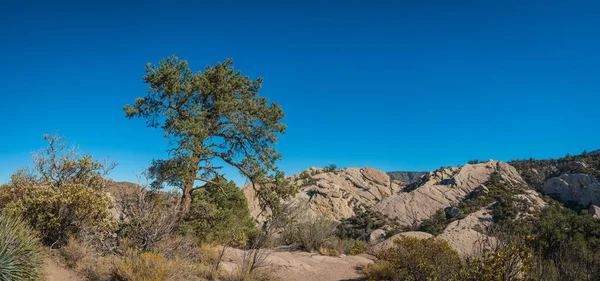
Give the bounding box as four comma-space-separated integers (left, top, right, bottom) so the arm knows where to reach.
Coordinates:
1, 135, 116, 246
124, 56, 295, 214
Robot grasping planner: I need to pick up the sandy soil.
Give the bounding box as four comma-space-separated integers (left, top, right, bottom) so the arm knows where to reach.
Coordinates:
223, 247, 374, 281
44, 258, 82, 281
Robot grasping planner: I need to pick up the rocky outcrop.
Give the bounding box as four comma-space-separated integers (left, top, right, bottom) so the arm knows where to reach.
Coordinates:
387, 171, 428, 184
372, 161, 525, 226
245, 166, 403, 221
369, 208, 496, 257
541, 174, 600, 207
437, 207, 495, 257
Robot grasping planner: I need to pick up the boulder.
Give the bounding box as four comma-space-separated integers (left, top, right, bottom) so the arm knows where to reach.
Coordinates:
437, 207, 495, 257
369, 229, 386, 244
541, 173, 600, 207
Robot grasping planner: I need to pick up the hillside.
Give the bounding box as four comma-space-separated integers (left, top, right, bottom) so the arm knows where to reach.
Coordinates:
386, 171, 428, 184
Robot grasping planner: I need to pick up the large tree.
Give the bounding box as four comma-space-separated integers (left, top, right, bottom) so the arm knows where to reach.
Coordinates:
124, 56, 294, 214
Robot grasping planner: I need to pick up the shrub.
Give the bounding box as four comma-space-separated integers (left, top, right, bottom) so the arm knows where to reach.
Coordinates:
459, 240, 535, 281
0, 215, 45, 281
180, 178, 256, 247
115, 251, 175, 281
79, 256, 116, 281
2, 183, 114, 246
363, 236, 461, 281
337, 209, 386, 241
323, 164, 338, 173
59, 236, 89, 268
350, 240, 366, 255
117, 189, 180, 251
282, 218, 338, 252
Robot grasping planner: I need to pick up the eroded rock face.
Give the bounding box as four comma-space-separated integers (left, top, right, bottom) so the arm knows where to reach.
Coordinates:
541, 174, 600, 207
371, 161, 525, 227
437, 207, 495, 257
244, 166, 403, 222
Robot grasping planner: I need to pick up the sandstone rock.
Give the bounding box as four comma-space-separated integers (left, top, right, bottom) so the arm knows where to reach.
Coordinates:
369, 231, 434, 254
372, 160, 525, 227
244, 166, 403, 222
369, 229, 386, 244
589, 205, 600, 218
437, 207, 495, 257
541, 173, 600, 207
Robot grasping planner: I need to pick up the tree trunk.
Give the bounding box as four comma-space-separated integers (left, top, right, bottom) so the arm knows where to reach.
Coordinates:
181, 180, 193, 215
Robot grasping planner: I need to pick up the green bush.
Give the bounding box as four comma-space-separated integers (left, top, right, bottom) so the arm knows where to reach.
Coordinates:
363, 236, 461, 281
180, 178, 256, 247
0, 215, 45, 281
2, 183, 114, 246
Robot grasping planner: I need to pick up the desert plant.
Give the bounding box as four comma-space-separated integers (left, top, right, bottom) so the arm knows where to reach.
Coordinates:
180, 177, 256, 247
283, 217, 338, 252
115, 251, 175, 281
0, 215, 45, 281
2, 183, 115, 246
124, 56, 294, 215
117, 186, 180, 251
363, 236, 461, 281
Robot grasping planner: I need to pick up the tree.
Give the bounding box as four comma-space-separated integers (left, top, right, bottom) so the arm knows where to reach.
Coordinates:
124, 56, 295, 214
180, 177, 256, 247
0, 134, 115, 246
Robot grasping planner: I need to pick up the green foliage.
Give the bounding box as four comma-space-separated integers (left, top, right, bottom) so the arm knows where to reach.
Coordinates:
337, 209, 386, 241
180, 177, 256, 247
2, 183, 114, 246
457, 239, 535, 281
363, 237, 462, 281
124, 56, 295, 214
527, 205, 600, 280
0, 134, 115, 246
510, 150, 600, 190
350, 240, 366, 255
0, 215, 45, 281
323, 164, 338, 173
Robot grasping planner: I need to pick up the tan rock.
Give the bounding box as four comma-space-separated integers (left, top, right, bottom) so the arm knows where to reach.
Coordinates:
437, 207, 495, 257
369, 229, 386, 244
542, 173, 600, 207
371, 160, 525, 227
245, 166, 400, 222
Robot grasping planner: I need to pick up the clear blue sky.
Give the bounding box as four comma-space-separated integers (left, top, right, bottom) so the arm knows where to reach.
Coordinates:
1, 0, 599, 185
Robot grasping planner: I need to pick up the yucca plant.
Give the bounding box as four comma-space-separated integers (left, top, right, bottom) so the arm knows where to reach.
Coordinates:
0, 215, 45, 281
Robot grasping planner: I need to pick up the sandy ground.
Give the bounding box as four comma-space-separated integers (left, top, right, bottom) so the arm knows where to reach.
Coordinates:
44, 258, 82, 281
223, 247, 374, 281
43, 248, 373, 281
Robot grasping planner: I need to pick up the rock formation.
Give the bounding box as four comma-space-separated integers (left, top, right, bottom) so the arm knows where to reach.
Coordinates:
372, 161, 524, 226
541, 173, 600, 207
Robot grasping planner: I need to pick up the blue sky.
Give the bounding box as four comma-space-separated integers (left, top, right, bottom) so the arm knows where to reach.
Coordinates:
1, 0, 599, 185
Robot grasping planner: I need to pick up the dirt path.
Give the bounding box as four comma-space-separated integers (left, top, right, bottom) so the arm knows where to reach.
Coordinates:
223, 248, 373, 281
44, 259, 82, 281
